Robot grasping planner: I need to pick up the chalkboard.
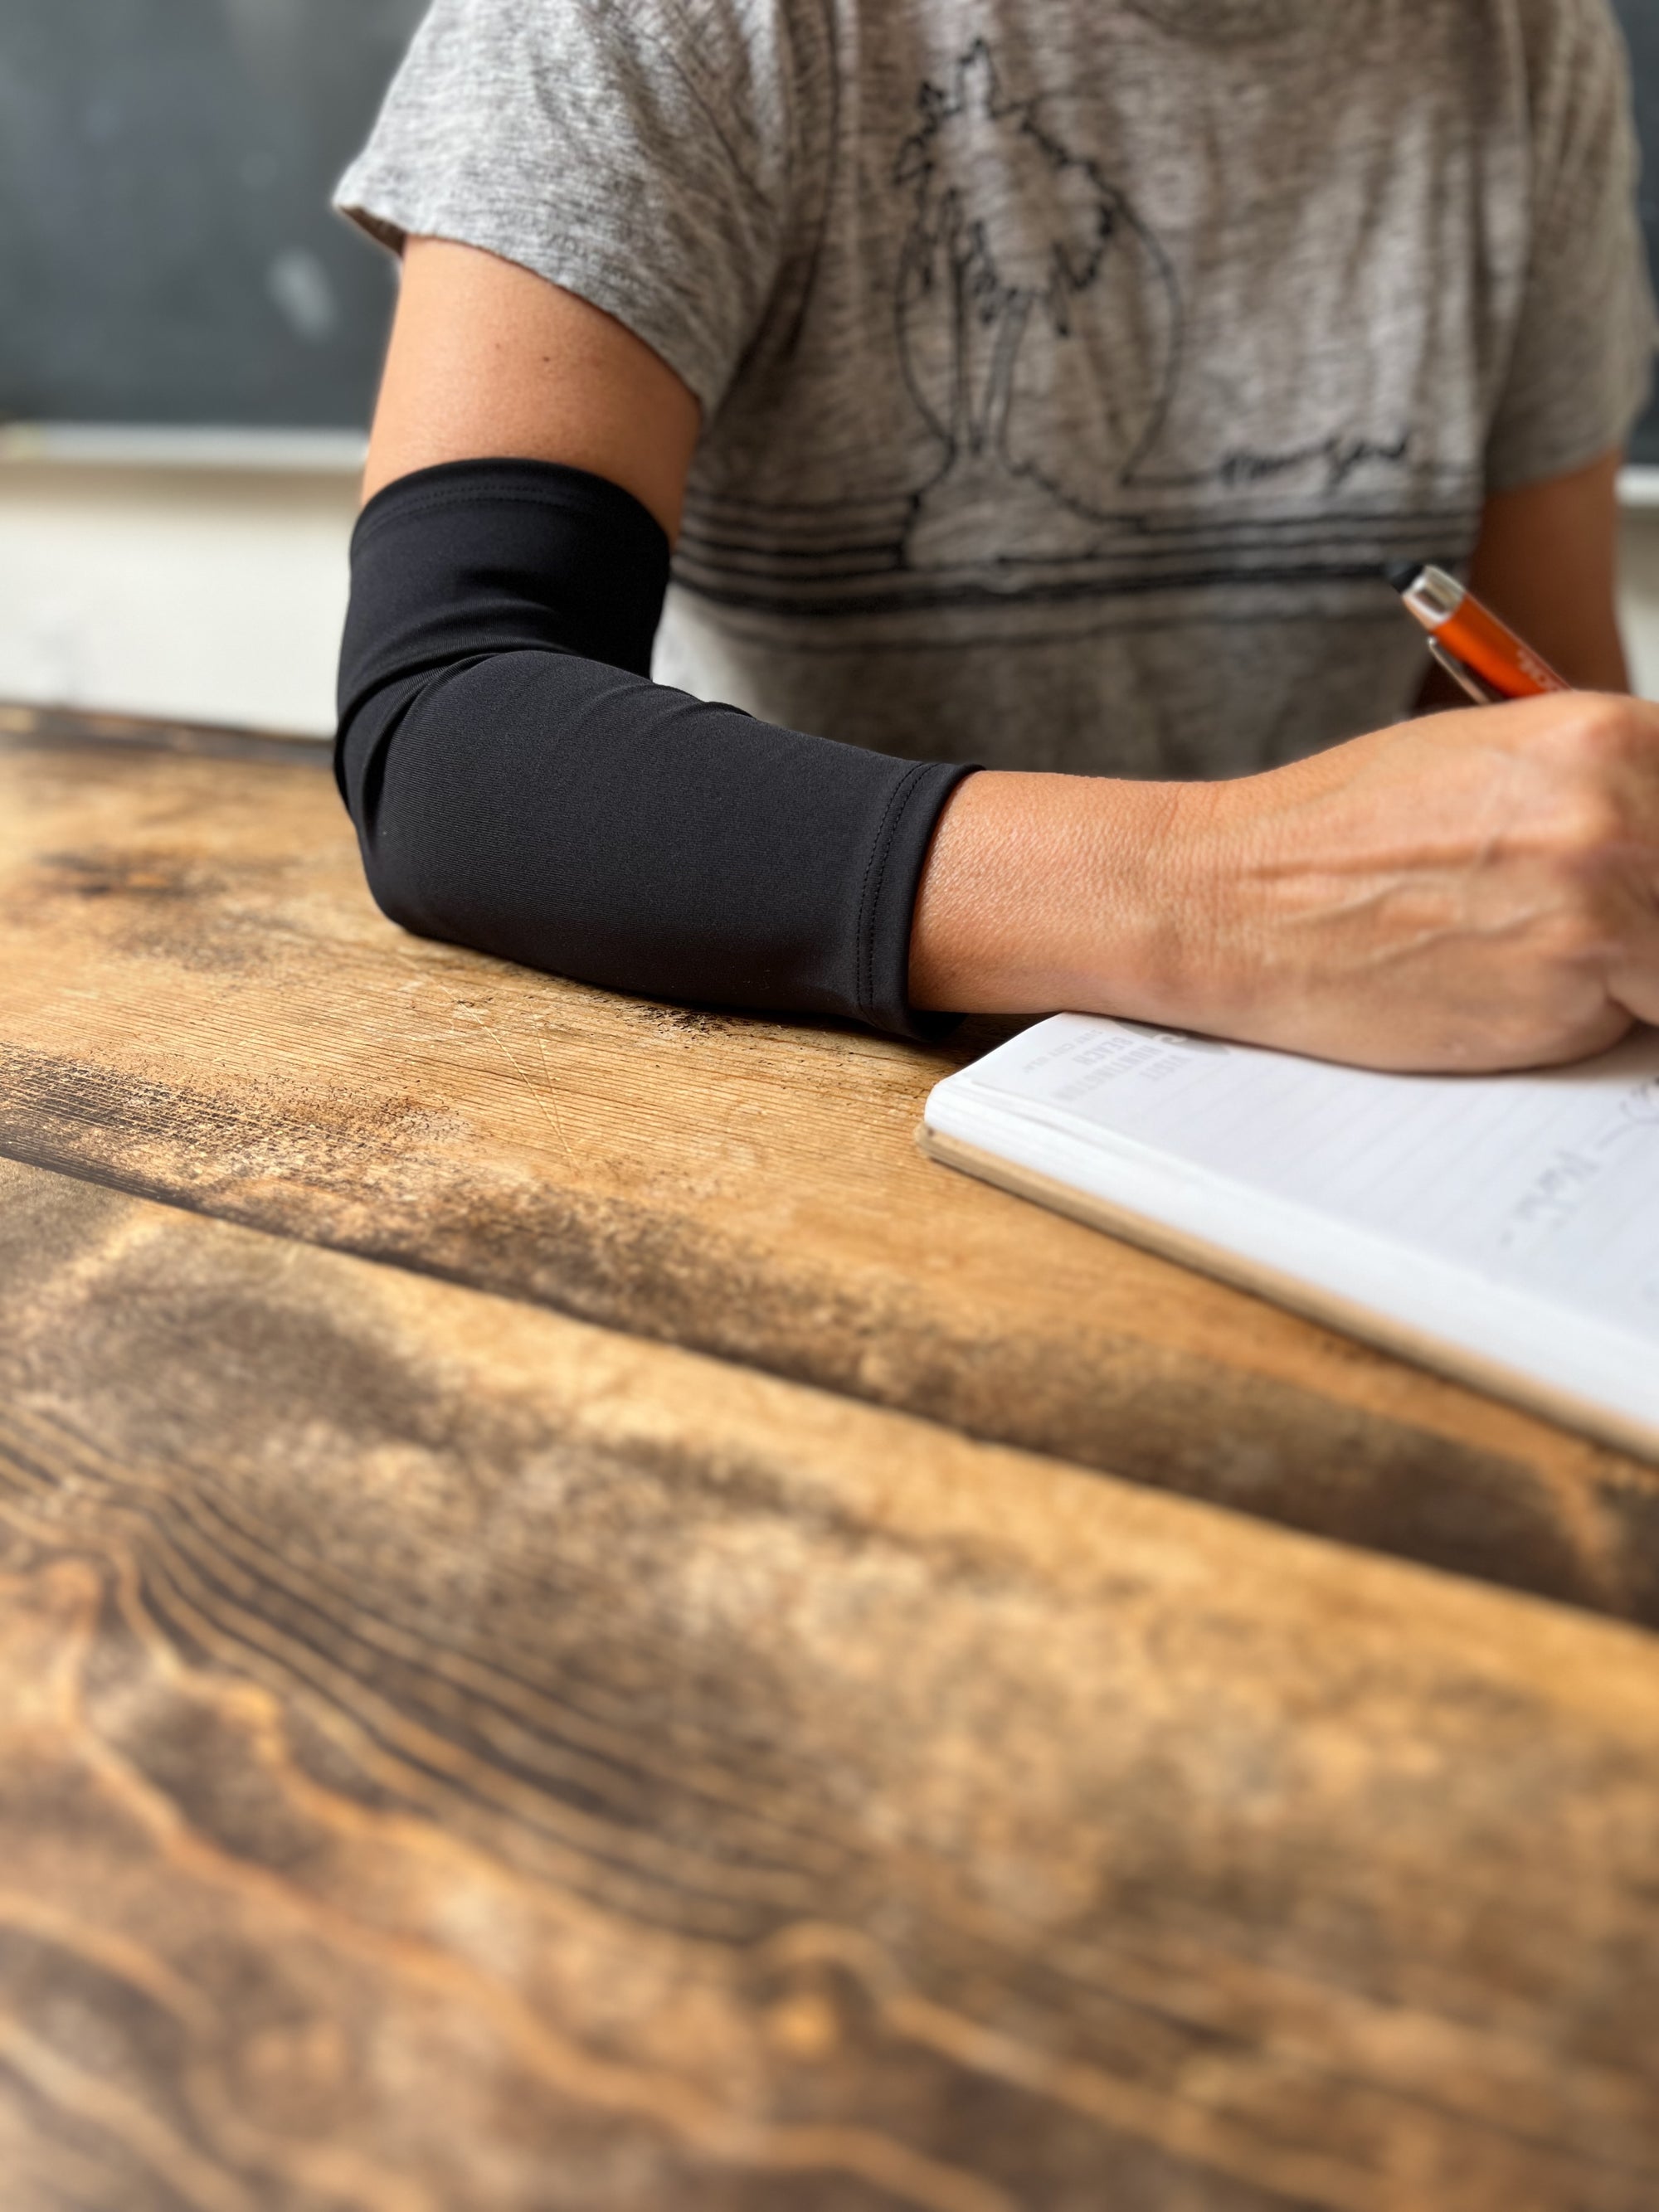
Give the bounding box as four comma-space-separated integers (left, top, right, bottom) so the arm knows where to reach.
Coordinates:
2, 1, 1657, 443
0, 0, 426, 430
1614, 0, 1659, 464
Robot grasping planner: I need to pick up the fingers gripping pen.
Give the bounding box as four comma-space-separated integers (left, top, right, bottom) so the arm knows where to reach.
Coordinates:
1388, 562, 1571, 705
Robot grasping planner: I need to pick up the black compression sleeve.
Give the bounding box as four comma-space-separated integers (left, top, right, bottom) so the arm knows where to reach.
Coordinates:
334, 458, 976, 1037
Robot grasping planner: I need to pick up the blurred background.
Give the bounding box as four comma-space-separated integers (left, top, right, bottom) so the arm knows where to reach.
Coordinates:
1, 0, 1657, 738
0, 0, 419, 736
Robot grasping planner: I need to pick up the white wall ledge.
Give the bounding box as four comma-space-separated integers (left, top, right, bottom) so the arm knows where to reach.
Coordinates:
1618, 465, 1659, 511
4, 424, 1657, 506
0, 422, 367, 475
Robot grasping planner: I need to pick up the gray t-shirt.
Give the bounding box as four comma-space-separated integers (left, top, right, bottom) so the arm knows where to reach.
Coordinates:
338, 0, 1657, 779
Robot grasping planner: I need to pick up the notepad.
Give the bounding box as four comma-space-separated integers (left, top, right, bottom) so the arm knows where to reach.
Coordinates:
921, 1014, 1659, 1459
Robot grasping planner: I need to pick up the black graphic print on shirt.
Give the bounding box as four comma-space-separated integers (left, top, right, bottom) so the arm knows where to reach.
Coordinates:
894, 41, 1181, 565
671, 40, 1476, 630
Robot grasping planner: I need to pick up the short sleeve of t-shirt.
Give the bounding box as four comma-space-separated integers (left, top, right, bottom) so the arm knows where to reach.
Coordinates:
1486, 0, 1658, 490
334, 0, 796, 418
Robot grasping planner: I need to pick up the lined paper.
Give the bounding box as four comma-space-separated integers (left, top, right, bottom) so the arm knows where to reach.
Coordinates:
926, 1015, 1659, 1444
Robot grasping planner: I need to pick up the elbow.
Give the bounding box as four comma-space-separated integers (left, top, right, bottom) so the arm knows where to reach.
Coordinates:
348, 768, 475, 955
357, 828, 445, 947
337, 678, 585, 981
335, 688, 460, 950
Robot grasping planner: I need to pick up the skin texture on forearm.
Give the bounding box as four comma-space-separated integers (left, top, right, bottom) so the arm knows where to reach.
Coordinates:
907, 771, 1201, 1018
912, 690, 1659, 1071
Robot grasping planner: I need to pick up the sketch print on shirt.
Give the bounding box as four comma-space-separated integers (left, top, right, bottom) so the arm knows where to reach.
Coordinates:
671, 41, 1477, 630
893, 39, 1181, 566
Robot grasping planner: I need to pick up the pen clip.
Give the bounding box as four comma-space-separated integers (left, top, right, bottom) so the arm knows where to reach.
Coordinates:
1428, 638, 1503, 707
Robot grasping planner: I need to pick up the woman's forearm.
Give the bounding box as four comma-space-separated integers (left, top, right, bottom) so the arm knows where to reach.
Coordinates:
907, 771, 1205, 1020
909, 694, 1659, 1072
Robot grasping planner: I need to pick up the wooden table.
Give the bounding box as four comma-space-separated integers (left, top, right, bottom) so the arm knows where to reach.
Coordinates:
2, 704, 1657, 2210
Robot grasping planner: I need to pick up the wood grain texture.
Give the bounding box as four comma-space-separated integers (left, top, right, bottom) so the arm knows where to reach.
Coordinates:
3, 1154, 1659, 2210
2, 716, 1658, 1621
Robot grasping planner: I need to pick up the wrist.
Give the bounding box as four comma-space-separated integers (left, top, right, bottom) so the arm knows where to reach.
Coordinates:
907, 768, 1218, 1020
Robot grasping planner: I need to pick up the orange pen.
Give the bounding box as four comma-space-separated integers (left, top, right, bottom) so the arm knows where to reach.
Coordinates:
1388, 562, 1570, 704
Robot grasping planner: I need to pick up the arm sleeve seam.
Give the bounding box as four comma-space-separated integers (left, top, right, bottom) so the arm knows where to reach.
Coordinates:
353, 471, 670, 560
854, 760, 934, 1025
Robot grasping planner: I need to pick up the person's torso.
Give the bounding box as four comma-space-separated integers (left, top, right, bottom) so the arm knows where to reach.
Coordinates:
655, 0, 1534, 775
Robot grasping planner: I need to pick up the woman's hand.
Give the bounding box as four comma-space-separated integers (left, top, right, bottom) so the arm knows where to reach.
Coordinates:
1173, 691, 1659, 1067
909, 692, 1659, 1072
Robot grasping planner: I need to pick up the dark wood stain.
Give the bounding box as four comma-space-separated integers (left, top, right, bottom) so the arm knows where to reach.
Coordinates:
2, 1158, 1659, 2209
0, 1038, 1611, 1614
0, 696, 333, 766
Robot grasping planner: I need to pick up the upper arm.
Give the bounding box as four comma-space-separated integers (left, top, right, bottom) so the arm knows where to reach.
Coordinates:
362, 236, 703, 545
1462, 0, 1652, 696
1483, 0, 1654, 500
1466, 447, 1630, 693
